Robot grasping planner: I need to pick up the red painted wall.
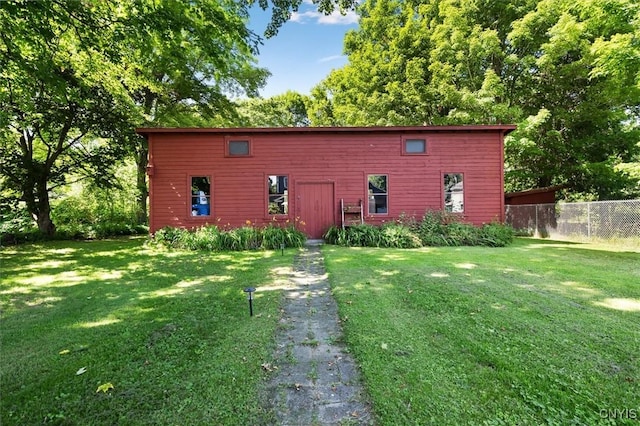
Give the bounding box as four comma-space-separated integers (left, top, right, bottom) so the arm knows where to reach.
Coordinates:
140, 127, 514, 237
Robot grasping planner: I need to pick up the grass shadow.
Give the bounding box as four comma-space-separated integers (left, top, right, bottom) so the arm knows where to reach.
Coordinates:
321, 240, 640, 424
1, 237, 291, 425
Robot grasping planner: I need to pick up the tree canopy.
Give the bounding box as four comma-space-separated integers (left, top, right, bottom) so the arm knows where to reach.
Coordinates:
2, 0, 346, 235
309, 0, 640, 199
2, 0, 638, 238
1, 1, 138, 234
232, 91, 311, 127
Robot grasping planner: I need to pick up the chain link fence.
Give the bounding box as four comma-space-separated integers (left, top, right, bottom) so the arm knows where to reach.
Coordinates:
505, 200, 640, 244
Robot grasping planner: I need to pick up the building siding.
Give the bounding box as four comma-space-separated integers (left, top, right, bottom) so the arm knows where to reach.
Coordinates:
141, 127, 513, 236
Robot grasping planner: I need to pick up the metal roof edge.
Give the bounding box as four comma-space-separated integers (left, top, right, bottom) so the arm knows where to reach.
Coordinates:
504, 184, 568, 198
136, 125, 517, 136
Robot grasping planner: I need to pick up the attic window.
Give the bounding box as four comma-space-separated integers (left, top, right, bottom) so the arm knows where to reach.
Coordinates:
403, 138, 427, 154
227, 140, 250, 156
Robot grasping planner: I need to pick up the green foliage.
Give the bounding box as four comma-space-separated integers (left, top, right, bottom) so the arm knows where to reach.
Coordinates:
250, 0, 359, 38
478, 222, 516, 247
152, 223, 306, 251
262, 223, 306, 249
0, 203, 33, 235
379, 223, 423, 248
416, 212, 514, 247
324, 224, 381, 247
153, 226, 189, 247
1, 175, 148, 244
220, 226, 262, 251
1, 0, 358, 234
42, 163, 146, 240
309, 0, 640, 200
0, 0, 276, 235
230, 91, 311, 127
414, 210, 449, 246
325, 212, 514, 248
1, 0, 150, 234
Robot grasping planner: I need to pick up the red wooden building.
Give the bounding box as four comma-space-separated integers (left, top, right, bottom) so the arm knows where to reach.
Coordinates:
137, 126, 516, 238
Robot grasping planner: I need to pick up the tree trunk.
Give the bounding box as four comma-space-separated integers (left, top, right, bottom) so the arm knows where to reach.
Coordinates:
24, 175, 56, 236
36, 208, 56, 236
135, 138, 149, 225
135, 90, 156, 225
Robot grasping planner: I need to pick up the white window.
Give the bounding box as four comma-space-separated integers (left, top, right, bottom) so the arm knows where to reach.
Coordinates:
191, 176, 211, 216
268, 175, 288, 215
444, 173, 464, 213
368, 175, 388, 214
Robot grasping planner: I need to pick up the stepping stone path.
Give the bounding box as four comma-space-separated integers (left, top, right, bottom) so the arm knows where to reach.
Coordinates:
265, 242, 373, 425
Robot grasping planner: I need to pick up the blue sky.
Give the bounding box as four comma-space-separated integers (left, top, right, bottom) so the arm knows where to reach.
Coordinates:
248, 2, 359, 98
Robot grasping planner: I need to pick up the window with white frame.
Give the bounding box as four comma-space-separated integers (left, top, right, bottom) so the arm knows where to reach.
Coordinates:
368, 174, 388, 214
444, 173, 464, 213
191, 176, 211, 216
268, 175, 288, 215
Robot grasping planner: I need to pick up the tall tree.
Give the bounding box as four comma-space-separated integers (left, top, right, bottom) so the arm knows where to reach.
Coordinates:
310, 0, 640, 199
504, 0, 640, 197
119, 0, 269, 223
0, 0, 372, 235
0, 1, 137, 235
1, 0, 269, 234
125, 0, 361, 222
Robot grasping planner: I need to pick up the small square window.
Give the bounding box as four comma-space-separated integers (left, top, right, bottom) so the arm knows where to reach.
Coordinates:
228, 140, 250, 156
404, 139, 426, 154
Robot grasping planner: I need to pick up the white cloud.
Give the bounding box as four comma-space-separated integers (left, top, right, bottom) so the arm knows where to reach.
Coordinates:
291, 10, 359, 25
318, 54, 346, 63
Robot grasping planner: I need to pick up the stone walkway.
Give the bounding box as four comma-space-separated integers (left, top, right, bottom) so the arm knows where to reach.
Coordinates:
265, 242, 373, 425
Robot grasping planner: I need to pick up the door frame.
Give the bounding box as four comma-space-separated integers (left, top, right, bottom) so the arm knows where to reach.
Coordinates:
295, 180, 336, 238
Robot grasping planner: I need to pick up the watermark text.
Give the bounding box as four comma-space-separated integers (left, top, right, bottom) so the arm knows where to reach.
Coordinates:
599, 408, 638, 420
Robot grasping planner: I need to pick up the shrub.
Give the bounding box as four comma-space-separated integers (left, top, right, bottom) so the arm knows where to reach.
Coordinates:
190, 225, 222, 250
0, 203, 34, 234
262, 224, 306, 249
415, 211, 448, 246
347, 224, 382, 246
324, 224, 382, 247
324, 226, 347, 246
222, 226, 262, 251
151, 223, 306, 252
325, 211, 514, 248
478, 222, 515, 247
153, 226, 189, 248
441, 222, 479, 246
380, 223, 422, 248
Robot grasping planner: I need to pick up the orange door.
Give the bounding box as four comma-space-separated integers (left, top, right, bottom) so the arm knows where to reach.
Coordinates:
297, 182, 335, 238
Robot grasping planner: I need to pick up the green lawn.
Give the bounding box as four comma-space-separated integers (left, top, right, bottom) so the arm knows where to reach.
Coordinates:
2, 238, 639, 425
1, 237, 293, 425
323, 238, 640, 425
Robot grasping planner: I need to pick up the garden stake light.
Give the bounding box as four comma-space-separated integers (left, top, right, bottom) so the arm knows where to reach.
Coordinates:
244, 287, 256, 316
